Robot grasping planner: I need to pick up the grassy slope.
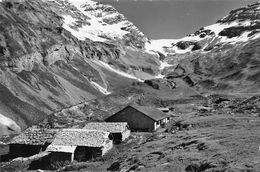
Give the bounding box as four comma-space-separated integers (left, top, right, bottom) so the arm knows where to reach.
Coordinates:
55, 95, 260, 172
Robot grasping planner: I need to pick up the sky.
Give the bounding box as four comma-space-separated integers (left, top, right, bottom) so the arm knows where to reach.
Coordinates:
95, 0, 257, 39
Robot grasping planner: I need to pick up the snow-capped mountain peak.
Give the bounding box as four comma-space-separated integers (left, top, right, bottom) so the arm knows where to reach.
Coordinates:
146, 2, 260, 56
48, 0, 147, 48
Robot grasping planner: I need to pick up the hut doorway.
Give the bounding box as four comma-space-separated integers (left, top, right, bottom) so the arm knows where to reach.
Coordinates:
74, 146, 102, 161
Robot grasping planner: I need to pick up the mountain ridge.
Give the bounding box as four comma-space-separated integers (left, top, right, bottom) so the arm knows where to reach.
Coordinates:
0, 0, 259, 132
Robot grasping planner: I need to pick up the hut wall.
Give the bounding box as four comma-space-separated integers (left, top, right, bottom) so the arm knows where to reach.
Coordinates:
0, 144, 9, 156
122, 130, 131, 141
154, 121, 160, 130
50, 152, 73, 162
0, 144, 9, 162
28, 152, 72, 170
102, 139, 113, 156
75, 146, 102, 161
162, 118, 170, 124
154, 117, 171, 130
4, 144, 43, 160
106, 107, 155, 131
111, 133, 122, 144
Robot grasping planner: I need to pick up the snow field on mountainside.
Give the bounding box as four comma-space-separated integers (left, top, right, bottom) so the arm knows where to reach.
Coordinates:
61, 0, 129, 42
90, 81, 111, 95
146, 20, 260, 56
94, 60, 144, 82
0, 114, 21, 138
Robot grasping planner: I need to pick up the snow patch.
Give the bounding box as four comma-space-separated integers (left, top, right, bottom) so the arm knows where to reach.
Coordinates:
155, 73, 165, 79
154, 61, 174, 79
146, 20, 259, 56
0, 114, 21, 137
145, 39, 176, 54
94, 60, 144, 82
145, 35, 204, 56
61, 0, 130, 42
62, 15, 106, 42
91, 81, 111, 95
159, 61, 173, 70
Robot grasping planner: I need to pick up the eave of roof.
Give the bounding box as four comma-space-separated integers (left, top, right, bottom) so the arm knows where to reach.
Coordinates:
108, 105, 170, 122
83, 122, 128, 133
47, 145, 77, 153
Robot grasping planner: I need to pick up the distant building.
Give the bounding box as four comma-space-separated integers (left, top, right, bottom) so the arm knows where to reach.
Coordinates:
84, 122, 130, 143
105, 105, 171, 131
46, 129, 113, 162
157, 107, 176, 116
157, 107, 170, 113
1, 128, 57, 161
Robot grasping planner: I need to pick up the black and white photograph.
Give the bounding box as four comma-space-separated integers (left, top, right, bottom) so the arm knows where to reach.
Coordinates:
0, 0, 260, 171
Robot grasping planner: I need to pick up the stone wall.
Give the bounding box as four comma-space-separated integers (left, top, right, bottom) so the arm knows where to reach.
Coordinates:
122, 130, 131, 141
102, 139, 113, 156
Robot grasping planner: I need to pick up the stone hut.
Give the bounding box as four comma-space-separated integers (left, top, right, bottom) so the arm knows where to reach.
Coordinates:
46, 129, 113, 162
84, 122, 130, 143
2, 128, 57, 161
105, 105, 171, 131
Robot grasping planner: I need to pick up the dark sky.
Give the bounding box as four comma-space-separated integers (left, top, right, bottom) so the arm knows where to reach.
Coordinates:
96, 0, 257, 39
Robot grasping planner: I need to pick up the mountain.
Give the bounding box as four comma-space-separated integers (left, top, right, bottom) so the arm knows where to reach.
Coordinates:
0, 1, 260, 171
146, 2, 260, 93
0, 0, 161, 130
0, 0, 259, 132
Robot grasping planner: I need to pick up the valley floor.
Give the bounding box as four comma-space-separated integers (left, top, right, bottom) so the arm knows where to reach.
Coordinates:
60, 95, 260, 172
1, 95, 260, 172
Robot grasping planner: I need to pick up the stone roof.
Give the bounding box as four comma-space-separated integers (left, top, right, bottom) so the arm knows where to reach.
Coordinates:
50, 129, 111, 148
111, 105, 171, 121
83, 122, 129, 133
8, 128, 58, 145
130, 105, 170, 121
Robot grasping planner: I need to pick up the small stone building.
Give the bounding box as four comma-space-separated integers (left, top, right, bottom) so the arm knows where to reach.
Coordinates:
46, 129, 113, 162
105, 105, 171, 131
84, 122, 130, 143
2, 128, 57, 161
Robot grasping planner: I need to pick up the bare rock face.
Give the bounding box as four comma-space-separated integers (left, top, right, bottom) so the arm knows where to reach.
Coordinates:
218, 2, 260, 23
217, 3, 260, 39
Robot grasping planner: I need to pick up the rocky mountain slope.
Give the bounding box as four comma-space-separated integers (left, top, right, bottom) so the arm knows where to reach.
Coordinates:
0, 1, 260, 171
0, 0, 259, 134
146, 2, 260, 94
0, 0, 161, 130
